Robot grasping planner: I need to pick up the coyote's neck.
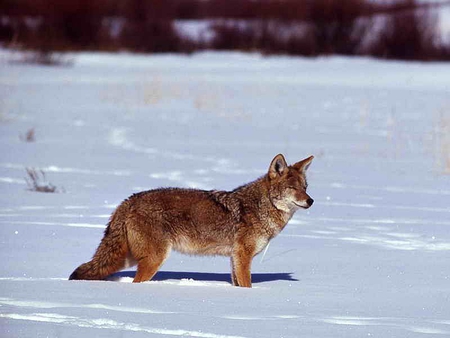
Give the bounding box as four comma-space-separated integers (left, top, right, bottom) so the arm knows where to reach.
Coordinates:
229, 176, 293, 233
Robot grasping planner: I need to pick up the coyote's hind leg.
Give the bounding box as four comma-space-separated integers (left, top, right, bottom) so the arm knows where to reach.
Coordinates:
133, 244, 171, 283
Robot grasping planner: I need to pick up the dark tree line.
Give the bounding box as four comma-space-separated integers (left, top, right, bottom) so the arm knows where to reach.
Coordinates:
1, 0, 449, 60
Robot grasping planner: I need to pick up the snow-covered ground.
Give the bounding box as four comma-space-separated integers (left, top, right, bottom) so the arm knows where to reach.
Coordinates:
1, 51, 450, 338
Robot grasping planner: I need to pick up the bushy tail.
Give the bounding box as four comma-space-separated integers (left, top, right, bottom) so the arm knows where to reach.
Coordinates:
69, 207, 129, 281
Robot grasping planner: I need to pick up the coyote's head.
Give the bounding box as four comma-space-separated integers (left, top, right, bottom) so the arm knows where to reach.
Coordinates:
267, 154, 314, 213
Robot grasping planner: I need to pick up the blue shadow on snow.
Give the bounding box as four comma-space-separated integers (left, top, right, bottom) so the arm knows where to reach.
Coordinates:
108, 270, 298, 284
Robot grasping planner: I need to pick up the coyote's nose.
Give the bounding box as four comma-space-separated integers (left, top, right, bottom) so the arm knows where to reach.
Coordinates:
306, 198, 314, 207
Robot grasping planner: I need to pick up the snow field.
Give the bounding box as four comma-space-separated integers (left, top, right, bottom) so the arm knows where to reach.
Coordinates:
1, 51, 450, 337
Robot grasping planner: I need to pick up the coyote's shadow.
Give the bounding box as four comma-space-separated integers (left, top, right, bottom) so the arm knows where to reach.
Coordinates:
107, 270, 298, 284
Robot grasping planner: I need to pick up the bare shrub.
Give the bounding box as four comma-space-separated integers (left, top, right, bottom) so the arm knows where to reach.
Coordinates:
209, 20, 317, 56
210, 20, 260, 51
262, 21, 318, 56
0, 19, 15, 43
1, 1, 108, 51
306, 0, 372, 55
117, 0, 196, 53
119, 20, 183, 53
25, 168, 59, 193
367, 1, 443, 60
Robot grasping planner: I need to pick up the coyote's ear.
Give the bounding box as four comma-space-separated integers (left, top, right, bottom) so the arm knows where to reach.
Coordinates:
292, 155, 314, 173
269, 154, 288, 180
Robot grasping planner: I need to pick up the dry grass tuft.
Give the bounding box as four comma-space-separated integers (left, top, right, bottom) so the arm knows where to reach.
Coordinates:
434, 110, 450, 175
20, 128, 35, 142
25, 168, 59, 193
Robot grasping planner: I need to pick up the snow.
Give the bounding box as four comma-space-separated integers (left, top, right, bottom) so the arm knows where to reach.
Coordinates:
1, 51, 450, 338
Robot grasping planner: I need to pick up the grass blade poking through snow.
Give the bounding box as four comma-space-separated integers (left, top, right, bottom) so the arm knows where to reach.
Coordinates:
25, 168, 59, 193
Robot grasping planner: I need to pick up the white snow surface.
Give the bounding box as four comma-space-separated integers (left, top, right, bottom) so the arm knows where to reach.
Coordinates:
1, 51, 450, 338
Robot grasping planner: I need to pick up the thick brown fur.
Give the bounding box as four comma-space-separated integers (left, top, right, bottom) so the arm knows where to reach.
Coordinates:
69, 154, 314, 287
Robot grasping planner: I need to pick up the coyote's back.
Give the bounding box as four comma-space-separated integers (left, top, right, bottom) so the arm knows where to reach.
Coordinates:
69, 154, 314, 287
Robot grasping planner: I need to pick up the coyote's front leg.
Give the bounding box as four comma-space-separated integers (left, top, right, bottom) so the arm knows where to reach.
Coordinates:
231, 244, 254, 288
230, 258, 238, 286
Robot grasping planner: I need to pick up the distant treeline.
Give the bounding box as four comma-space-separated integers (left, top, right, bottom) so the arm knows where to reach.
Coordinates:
1, 0, 449, 61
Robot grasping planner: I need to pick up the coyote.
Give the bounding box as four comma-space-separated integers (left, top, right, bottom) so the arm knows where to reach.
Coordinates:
69, 154, 314, 287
